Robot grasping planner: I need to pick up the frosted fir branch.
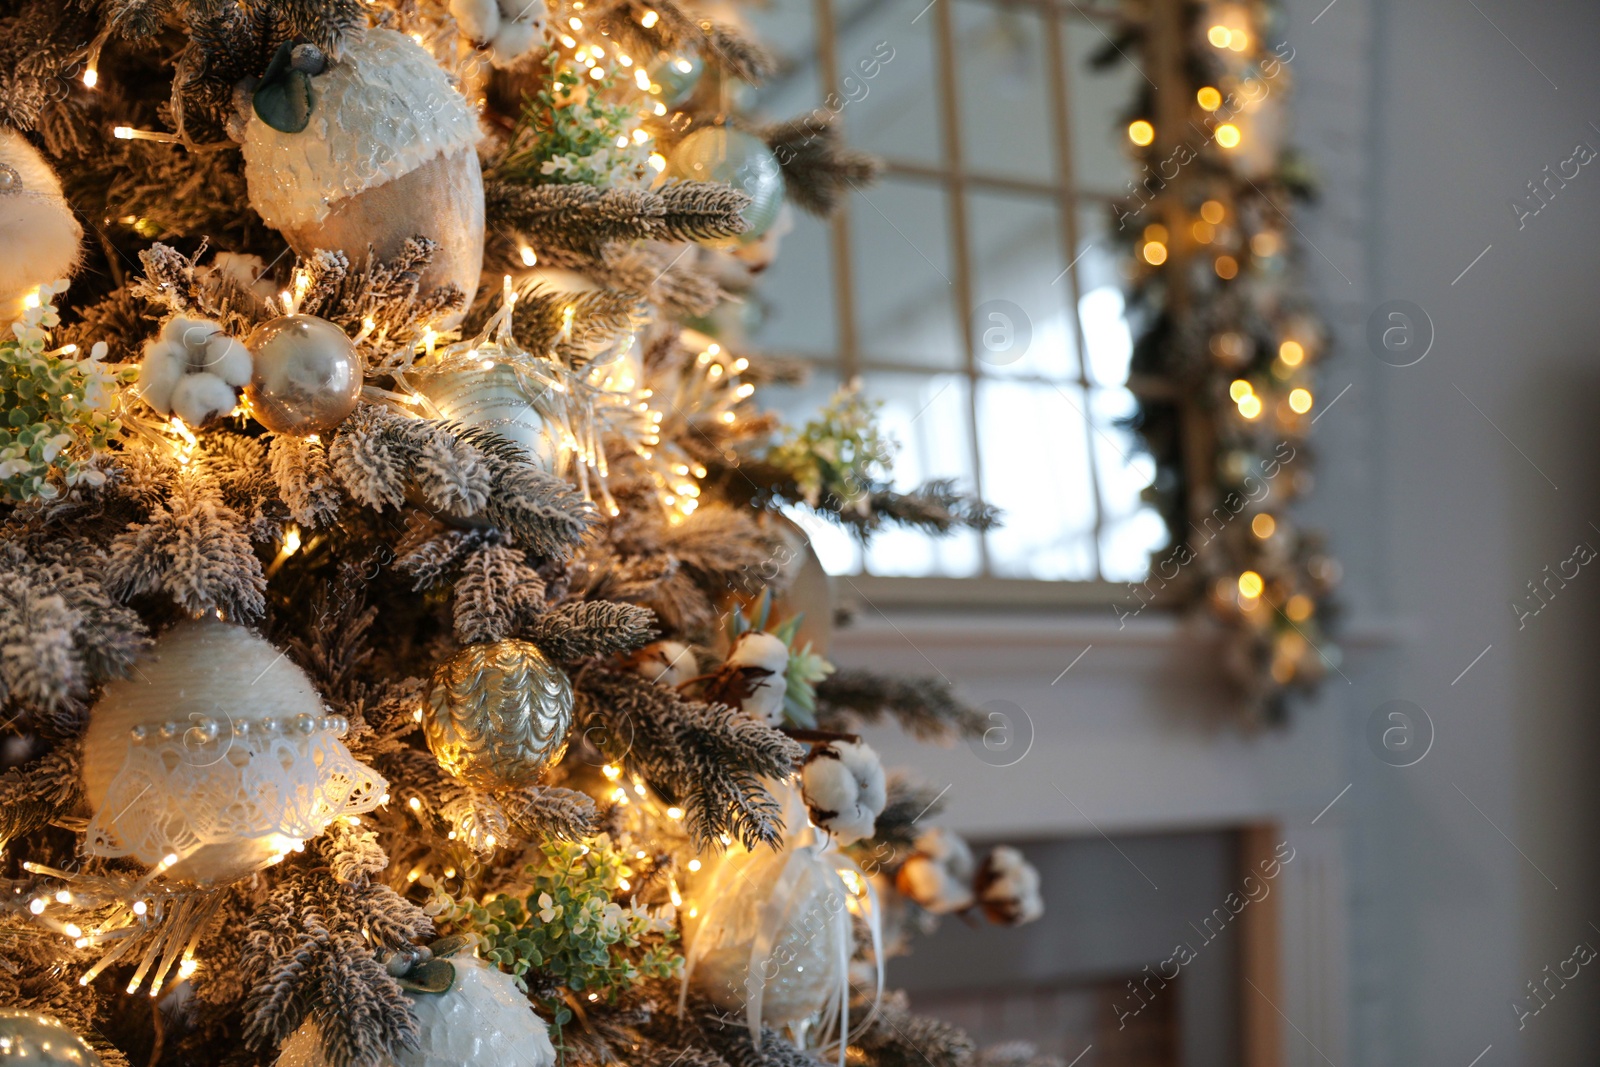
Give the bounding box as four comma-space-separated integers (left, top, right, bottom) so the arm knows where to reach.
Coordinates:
702, 24, 777, 84
453, 542, 545, 644
850, 991, 978, 1067
503, 284, 648, 367
653, 181, 756, 243
860, 772, 947, 856
295, 239, 469, 359
0, 0, 94, 131
196, 431, 291, 542
0, 743, 82, 844
486, 180, 750, 255
393, 514, 493, 590
270, 434, 345, 527
329, 406, 412, 510
814, 669, 988, 742
522, 600, 657, 662
600, 243, 725, 319
105, 464, 267, 621
240, 859, 431, 1067
758, 110, 883, 216
867, 479, 1002, 536
0, 544, 149, 714
472, 443, 600, 563
497, 784, 599, 843
574, 667, 803, 849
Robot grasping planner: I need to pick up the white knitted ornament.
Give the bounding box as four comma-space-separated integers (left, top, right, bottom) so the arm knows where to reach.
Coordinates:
0, 129, 81, 323
241, 28, 485, 306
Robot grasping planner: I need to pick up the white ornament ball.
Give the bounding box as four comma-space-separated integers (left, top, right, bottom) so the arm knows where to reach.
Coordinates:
724, 630, 789, 724
800, 739, 886, 845
0, 129, 81, 324
138, 316, 253, 425
245, 314, 364, 436
241, 28, 485, 308
686, 840, 851, 1028
82, 618, 386, 884
275, 954, 556, 1067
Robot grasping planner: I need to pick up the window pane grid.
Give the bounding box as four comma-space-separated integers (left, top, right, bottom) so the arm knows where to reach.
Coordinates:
748, 0, 1163, 583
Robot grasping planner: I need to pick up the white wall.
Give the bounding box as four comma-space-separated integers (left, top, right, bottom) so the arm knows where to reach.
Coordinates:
833, 1, 1600, 1063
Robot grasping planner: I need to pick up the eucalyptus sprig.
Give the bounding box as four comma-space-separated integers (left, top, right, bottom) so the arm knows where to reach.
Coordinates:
430, 836, 680, 1026
0, 288, 132, 503
767, 384, 896, 518
498, 54, 655, 189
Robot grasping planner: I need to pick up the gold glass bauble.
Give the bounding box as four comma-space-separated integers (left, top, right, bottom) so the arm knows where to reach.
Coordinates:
424, 640, 573, 788
245, 314, 363, 435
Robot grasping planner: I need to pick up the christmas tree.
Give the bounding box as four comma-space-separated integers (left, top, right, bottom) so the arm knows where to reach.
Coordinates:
0, 1, 1044, 1064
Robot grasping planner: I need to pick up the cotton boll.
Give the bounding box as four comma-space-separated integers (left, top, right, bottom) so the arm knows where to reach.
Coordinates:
0, 129, 82, 323
139, 316, 251, 424
725, 631, 789, 724
895, 827, 977, 914
800, 739, 886, 845
489, 20, 542, 66
170, 373, 241, 426
626, 640, 697, 688
976, 845, 1044, 926
451, 0, 501, 44
136, 346, 186, 415
205, 333, 254, 387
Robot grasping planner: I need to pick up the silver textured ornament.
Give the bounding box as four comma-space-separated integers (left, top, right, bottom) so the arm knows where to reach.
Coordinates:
414, 358, 559, 467
246, 314, 364, 435
666, 127, 784, 244
0, 1008, 104, 1065
425, 640, 573, 788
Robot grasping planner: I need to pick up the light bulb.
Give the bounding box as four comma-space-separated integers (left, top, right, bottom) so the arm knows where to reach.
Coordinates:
1238, 571, 1264, 599
1127, 120, 1155, 146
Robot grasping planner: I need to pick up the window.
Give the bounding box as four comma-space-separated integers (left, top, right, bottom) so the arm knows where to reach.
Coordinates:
745, 0, 1169, 592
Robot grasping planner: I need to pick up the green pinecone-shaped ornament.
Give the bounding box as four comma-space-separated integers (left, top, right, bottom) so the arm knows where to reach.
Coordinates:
425, 640, 573, 788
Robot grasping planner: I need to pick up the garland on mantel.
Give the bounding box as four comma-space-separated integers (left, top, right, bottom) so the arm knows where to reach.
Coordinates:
1107, 0, 1341, 721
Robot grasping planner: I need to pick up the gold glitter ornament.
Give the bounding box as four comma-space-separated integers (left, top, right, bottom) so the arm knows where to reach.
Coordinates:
424, 640, 573, 788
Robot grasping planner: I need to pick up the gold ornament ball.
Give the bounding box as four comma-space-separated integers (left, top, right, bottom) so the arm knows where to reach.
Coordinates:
425, 640, 573, 788
246, 314, 364, 435
0, 1008, 103, 1066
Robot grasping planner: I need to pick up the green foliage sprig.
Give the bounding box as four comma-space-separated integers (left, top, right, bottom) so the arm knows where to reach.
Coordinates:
766, 384, 895, 517
498, 56, 655, 189
431, 836, 680, 1025
0, 292, 132, 503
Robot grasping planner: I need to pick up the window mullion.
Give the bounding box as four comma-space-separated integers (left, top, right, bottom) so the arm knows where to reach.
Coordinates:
933, 0, 991, 578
